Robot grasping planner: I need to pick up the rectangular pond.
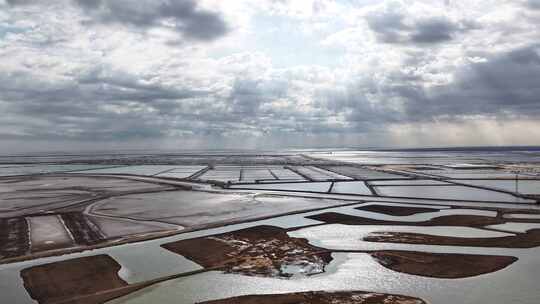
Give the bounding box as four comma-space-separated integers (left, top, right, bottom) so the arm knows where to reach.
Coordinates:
373, 185, 534, 203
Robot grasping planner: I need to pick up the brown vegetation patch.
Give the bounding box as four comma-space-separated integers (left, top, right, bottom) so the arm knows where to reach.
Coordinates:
502, 210, 540, 221
364, 229, 540, 248
357, 204, 440, 216
198, 290, 426, 304
0, 217, 29, 259
370, 250, 517, 278
1, 212, 109, 262
307, 212, 505, 227
61, 212, 106, 246
162, 225, 332, 278
21, 254, 130, 304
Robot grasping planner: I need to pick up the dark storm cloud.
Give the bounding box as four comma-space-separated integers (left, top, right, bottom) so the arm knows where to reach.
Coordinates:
1, 66, 202, 107
410, 18, 456, 43
228, 78, 288, 115
398, 45, 540, 120
246, 45, 540, 130
5, 0, 229, 41
73, 0, 229, 41
5, 0, 34, 5
76, 67, 205, 102
3, 45, 540, 142
74, 0, 100, 9
310, 79, 406, 134
526, 0, 540, 10
0, 66, 210, 140
366, 11, 476, 44
305, 44, 540, 129
365, 10, 408, 43
0, 63, 300, 141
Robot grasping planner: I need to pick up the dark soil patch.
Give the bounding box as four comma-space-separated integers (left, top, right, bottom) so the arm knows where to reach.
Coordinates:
357, 204, 440, 216
364, 229, 540, 248
198, 290, 427, 304
307, 212, 505, 227
0, 217, 29, 259
21, 254, 129, 304
1, 212, 108, 262
61, 212, 105, 246
370, 250, 517, 278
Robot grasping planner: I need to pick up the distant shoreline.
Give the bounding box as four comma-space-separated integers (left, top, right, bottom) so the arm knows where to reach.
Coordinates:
2, 145, 540, 157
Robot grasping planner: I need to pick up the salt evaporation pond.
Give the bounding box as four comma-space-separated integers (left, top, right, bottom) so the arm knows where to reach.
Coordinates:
230, 182, 332, 193
373, 185, 533, 203
455, 179, 540, 195
331, 181, 373, 195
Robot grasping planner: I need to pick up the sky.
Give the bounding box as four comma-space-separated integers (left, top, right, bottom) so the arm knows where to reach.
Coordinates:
1, 0, 540, 152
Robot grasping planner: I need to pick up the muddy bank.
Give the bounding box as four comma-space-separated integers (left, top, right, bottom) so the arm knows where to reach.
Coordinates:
162, 225, 332, 278
370, 250, 517, 278
21, 255, 130, 304
198, 290, 426, 304
357, 204, 440, 216
364, 229, 540, 248
308, 212, 505, 227
0, 212, 108, 262
0, 217, 29, 259
61, 212, 105, 246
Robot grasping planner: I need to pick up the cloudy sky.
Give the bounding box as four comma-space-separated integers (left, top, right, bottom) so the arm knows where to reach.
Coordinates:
2, 0, 540, 152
